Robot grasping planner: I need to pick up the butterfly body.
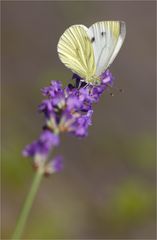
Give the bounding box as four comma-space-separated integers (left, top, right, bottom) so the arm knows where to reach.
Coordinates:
57, 21, 126, 85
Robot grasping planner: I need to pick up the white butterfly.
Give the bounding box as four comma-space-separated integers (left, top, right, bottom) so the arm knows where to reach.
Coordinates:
57, 21, 126, 85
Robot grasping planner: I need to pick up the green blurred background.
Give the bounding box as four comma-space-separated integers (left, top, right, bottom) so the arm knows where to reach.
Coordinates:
1, 1, 156, 239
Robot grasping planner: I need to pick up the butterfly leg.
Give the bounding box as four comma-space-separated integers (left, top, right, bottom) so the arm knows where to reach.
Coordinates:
82, 83, 90, 89
77, 80, 82, 89
77, 79, 86, 89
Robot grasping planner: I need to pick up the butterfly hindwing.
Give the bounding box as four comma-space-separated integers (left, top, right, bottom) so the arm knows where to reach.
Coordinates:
57, 25, 96, 82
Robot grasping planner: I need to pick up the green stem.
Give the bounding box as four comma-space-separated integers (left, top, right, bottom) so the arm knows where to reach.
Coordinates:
11, 169, 44, 240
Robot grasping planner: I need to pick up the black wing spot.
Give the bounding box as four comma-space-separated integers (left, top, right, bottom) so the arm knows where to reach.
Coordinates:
101, 31, 105, 36
91, 37, 95, 43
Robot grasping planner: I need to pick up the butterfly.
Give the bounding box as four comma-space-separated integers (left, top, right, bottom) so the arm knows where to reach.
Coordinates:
57, 21, 126, 85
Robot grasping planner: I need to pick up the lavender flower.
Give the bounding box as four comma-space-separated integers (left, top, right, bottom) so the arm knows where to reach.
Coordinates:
23, 70, 114, 174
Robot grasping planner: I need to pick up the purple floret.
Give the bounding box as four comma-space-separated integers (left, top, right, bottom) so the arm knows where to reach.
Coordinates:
23, 130, 59, 159
51, 155, 64, 172
100, 69, 114, 86
41, 80, 63, 97
44, 155, 64, 175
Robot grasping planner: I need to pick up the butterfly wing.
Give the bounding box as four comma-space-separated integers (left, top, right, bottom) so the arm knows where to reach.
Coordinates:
88, 21, 126, 76
57, 25, 96, 82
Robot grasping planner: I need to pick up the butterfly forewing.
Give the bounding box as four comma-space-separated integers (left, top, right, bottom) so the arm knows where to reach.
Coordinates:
88, 21, 126, 76
57, 25, 96, 82
107, 21, 126, 67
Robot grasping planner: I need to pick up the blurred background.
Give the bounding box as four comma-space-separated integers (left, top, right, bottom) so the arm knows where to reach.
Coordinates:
1, 1, 156, 239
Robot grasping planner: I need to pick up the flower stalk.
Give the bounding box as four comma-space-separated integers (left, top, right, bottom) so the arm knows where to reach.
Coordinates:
11, 169, 44, 240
